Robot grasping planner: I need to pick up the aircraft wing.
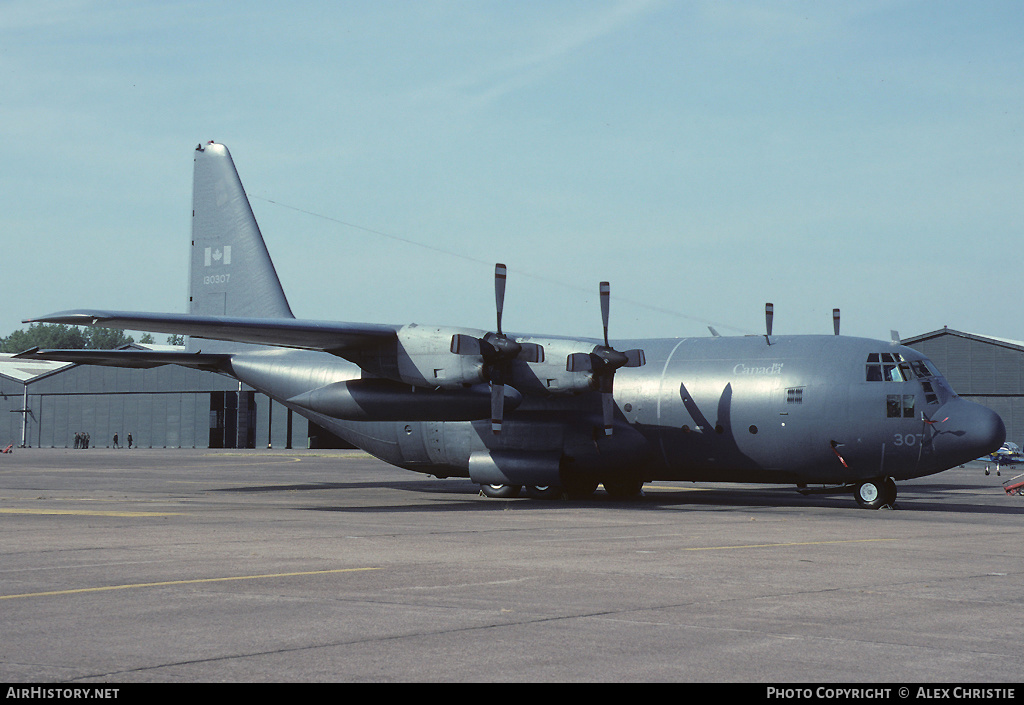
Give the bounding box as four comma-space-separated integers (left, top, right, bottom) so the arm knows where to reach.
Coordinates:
22, 310, 400, 354
13, 347, 232, 371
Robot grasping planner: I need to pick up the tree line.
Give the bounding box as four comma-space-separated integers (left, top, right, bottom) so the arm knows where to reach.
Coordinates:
0, 323, 184, 353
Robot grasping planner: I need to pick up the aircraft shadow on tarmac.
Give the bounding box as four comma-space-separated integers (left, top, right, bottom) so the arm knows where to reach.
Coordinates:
208, 479, 1024, 516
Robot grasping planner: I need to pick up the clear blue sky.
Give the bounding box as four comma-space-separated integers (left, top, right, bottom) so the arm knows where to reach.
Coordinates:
3, 1, 1022, 342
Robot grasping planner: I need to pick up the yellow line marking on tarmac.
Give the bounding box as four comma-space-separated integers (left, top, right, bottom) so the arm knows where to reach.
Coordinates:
0, 567, 381, 600
0, 508, 182, 517
680, 538, 897, 551
643, 485, 709, 491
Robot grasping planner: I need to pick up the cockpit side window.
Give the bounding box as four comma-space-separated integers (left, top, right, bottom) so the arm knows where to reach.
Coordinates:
921, 380, 938, 405
910, 360, 931, 378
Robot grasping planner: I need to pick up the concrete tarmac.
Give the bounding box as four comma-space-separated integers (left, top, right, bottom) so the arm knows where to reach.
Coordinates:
0, 448, 1022, 684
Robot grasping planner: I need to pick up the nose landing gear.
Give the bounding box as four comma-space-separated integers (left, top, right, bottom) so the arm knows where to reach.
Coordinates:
854, 477, 897, 509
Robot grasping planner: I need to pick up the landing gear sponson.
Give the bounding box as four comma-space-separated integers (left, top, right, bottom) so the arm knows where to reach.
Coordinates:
487, 476, 899, 507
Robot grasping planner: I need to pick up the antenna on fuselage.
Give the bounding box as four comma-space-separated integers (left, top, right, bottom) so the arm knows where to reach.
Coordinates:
891, 330, 901, 344
764, 302, 774, 345
833, 308, 840, 336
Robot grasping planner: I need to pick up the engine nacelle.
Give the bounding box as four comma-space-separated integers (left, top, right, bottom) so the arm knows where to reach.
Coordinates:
346, 324, 489, 389
344, 327, 601, 397
288, 378, 522, 421
504, 336, 597, 395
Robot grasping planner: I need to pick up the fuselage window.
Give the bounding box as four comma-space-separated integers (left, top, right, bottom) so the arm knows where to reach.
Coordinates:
887, 394, 916, 418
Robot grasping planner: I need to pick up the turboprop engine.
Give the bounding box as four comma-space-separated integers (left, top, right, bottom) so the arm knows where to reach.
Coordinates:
287, 377, 522, 421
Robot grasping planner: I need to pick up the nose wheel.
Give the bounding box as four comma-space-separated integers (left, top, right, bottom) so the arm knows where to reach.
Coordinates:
854, 477, 897, 509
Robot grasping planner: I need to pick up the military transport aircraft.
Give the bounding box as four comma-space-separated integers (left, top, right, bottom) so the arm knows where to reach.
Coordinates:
20, 142, 1006, 509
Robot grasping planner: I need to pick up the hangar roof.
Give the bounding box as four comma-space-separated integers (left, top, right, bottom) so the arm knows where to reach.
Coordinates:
902, 327, 1024, 352
0, 344, 182, 384
0, 354, 72, 384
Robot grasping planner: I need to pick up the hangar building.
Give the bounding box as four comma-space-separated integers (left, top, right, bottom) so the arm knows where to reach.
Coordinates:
0, 345, 345, 449
903, 328, 1024, 447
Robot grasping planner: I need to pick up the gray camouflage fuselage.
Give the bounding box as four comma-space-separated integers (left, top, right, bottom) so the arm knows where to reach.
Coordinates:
224, 331, 998, 488
22, 142, 1006, 506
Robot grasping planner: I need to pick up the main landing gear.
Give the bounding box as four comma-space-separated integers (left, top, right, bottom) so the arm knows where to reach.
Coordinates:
478, 477, 641, 501
853, 477, 897, 509
479, 484, 521, 499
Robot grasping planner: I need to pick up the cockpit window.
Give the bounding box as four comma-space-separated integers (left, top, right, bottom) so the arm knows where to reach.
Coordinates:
910, 360, 933, 379
921, 380, 938, 405
866, 353, 936, 383
866, 352, 909, 382
867, 353, 953, 404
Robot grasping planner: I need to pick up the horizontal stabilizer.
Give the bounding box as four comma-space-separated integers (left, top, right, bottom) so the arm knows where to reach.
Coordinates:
13, 347, 232, 371
22, 310, 399, 354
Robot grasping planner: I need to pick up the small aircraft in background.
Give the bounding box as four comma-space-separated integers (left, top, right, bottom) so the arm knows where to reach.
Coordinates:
980, 441, 1024, 476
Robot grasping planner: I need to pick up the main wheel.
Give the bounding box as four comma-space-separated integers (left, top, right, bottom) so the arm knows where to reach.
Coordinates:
524, 485, 562, 500
479, 484, 521, 499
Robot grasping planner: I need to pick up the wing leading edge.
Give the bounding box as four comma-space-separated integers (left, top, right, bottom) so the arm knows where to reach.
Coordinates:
13, 347, 232, 371
21, 310, 399, 355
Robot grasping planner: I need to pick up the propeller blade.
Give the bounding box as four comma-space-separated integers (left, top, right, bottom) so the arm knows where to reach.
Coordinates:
586, 280, 645, 436
490, 382, 504, 435
602, 391, 614, 436
622, 349, 645, 368
600, 281, 611, 347
454, 264, 543, 364
833, 308, 840, 336
494, 263, 507, 335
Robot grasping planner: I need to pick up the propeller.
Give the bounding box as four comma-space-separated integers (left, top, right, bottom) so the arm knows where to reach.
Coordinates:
451, 263, 543, 434
566, 281, 645, 436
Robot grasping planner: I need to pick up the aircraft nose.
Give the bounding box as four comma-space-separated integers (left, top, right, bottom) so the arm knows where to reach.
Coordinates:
931, 398, 1006, 466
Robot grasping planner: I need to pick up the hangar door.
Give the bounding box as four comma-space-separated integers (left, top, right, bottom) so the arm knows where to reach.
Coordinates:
209, 390, 256, 449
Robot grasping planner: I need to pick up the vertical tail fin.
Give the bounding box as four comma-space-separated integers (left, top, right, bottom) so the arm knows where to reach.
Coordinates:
189, 142, 294, 321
